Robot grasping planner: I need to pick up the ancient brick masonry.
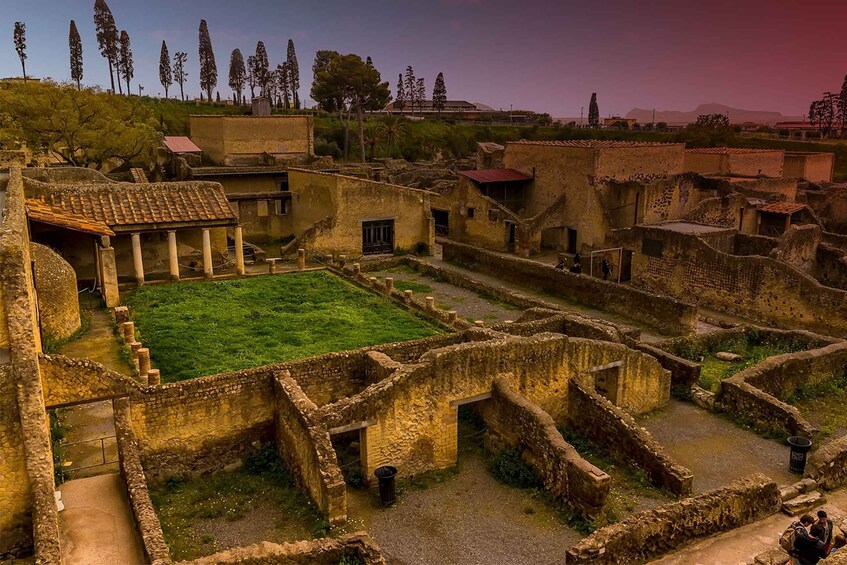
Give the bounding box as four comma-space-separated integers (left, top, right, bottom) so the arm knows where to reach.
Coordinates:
566, 473, 780, 564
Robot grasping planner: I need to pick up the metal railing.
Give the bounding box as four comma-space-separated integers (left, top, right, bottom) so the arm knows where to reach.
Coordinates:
58, 435, 118, 482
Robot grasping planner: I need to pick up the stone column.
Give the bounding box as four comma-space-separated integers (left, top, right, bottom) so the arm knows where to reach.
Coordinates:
131, 233, 144, 285
297, 248, 306, 271
234, 226, 245, 276
98, 243, 120, 307
137, 348, 151, 378
147, 369, 161, 386
385, 277, 394, 295
167, 231, 179, 282
121, 322, 135, 344
425, 296, 435, 312
202, 228, 213, 279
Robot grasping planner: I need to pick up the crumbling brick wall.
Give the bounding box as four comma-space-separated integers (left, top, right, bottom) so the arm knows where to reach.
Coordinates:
565, 473, 780, 564
480, 377, 611, 517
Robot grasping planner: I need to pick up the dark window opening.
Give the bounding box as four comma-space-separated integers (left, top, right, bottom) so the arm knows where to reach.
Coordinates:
466, 207, 475, 219
362, 219, 395, 255
642, 238, 663, 258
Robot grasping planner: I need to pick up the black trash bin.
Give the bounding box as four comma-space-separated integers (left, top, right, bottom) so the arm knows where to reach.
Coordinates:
374, 465, 398, 507
788, 436, 813, 474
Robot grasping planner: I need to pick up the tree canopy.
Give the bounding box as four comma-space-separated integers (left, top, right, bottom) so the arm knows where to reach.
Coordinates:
159, 41, 172, 98
93, 0, 118, 93
0, 81, 158, 169
69, 20, 83, 90
228, 49, 245, 104
588, 93, 599, 128
14, 22, 27, 83
198, 19, 217, 101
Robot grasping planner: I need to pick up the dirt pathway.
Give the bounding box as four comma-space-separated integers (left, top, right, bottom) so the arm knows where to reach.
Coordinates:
59, 473, 145, 565
641, 400, 797, 493
59, 306, 132, 375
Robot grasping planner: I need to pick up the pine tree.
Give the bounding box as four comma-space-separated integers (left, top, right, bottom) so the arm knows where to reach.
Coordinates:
173, 51, 188, 101
588, 92, 599, 128
159, 40, 172, 98
255, 41, 269, 96
118, 30, 133, 95
69, 20, 83, 90
396, 73, 405, 114
228, 49, 245, 105
93, 0, 119, 93
432, 72, 447, 118
13, 22, 27, 83
287, 39, 300, 109
839, 75, 847, 132
404, 66, 416, 115
198, 19, 217, 102
416, 78, 426, 114
277, 62, 291, 109
246, 55, 257, 99
366, 56, 373, 67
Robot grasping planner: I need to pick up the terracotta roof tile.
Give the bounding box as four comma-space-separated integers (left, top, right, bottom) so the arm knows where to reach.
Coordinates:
508, 140, 683, 149
460, 169, 533, 183
163, 136, 202, 154
26, 198, 115, 236
27, 181, 236, 230
759, 201, 806, 215
685, 147, 784, 154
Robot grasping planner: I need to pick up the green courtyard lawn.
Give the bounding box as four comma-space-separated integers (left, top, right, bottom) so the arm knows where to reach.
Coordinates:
125, 271, 442, 381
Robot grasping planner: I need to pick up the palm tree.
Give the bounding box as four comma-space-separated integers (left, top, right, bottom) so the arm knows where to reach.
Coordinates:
363, 123, 383, 161
379, 115, 405, 158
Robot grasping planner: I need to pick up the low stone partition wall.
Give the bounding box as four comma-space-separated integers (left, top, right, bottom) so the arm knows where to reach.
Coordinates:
631, 342, 701, 392
481, 377, 611, 517
657, 326, 837, 360
717, 340, 847, 438
567, 380, 693, 496
39, 354, 141, 407
441, 239, 697, 335
274, 372, 347, 525
113, 398, 171, 565
565, 473, 780, 564
805, 435, 847, 491
180, 532, 385, 564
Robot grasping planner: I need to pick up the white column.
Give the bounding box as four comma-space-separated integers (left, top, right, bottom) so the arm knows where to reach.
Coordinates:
202, 228, 213, 278
234, 226, 245, 276
167, 231, 179, 281
131, 233, 144, 285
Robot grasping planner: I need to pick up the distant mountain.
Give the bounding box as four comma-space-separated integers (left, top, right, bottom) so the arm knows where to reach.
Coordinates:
626, 103, 804, 126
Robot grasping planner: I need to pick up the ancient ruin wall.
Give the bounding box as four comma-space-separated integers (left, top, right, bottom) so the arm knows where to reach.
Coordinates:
189, 115, 314, 166
39, 354, 141, 408
565, 473, 780, 564
274, 374, 347, 525
442, 239, 698, 334
30, 243, 81, 342
481, 377, 611, 516
113, 399, 171, 565
632, 226, 847, 337
319, 334, 671, 478
806, 435, 847, 491
180, 533, 386, 565
567, 380, 693, 496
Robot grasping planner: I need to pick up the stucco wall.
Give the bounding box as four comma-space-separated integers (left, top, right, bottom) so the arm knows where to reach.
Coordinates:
684, 150, 784, 177
31, 243, 80, 342
784, 152, 835, 182
189, 116, 314, 166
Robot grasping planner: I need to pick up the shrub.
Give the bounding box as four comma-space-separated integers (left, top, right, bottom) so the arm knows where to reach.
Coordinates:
243, 444, 292, 484
489, 448, 539, 488
315, 138, 342, 159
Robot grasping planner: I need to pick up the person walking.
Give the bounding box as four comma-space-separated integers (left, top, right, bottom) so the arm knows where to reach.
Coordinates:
601, 257, 612, 281
817, 510, 834, 554
570, 253, 582, 274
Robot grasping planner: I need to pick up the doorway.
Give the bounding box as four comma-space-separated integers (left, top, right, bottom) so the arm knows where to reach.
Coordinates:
506, 222, 517, 252
567, 228, 578, 254
433, 209, 449, 237
50, 399, 119, 484
362, 219, 395, 255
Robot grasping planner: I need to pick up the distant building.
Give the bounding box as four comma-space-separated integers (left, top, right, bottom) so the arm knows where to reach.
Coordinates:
384, 100, 493, 118
684, 147, 785, 177
603, 117, 637, 129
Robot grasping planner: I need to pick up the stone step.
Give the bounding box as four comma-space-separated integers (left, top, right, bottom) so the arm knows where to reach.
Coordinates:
753, 547, 789, 565
781, 490, 826, 516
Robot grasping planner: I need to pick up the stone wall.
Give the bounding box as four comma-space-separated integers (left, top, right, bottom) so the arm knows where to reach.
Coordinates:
30, 242, 81, 342
565, 473, 780, 564
39, 354, 140, 408
631, 342, 701, 392
481, 377, 611, 516
318, 333, 671, 478
784, 152, 835, 183
0, 166, 59, 562
567, 380, 693, 496
273, 374, 346, 525
181, 533, 385, 565
113, 398, 171, 565
631, 225, 847, 337
806, 435, 847, 491
189, 115, 314, 166
442, 239, 698, 335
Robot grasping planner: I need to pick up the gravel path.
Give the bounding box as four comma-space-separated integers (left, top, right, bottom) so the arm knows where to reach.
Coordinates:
641, 400, 797, 492
346, 452, 581, 565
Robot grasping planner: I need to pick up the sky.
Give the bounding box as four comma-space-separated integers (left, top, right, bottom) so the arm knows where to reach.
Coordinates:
2, 0, 846, 118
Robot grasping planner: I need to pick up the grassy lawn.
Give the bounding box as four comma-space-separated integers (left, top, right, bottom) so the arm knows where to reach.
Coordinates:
149, 445, 328, 561
125, 271, 442, 381
698, 342, 809, 393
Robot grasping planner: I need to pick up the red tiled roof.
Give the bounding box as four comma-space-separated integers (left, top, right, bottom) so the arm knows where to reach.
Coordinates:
27, 198, 115, 236
460, 168, 533, 184
163, 136, 202, 154
685, 147, 783, 154
508, 140, 683, 149
30, 182, 237, 231
759, 202, 806, 215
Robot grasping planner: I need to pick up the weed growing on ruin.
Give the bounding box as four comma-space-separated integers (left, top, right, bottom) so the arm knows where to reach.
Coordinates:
150, 443, 327, 561
391, 279, 433, 295
337, 556, 364, 565
697, 340, 810, 393
489, 448, 541, 489
125, 272, 442, 381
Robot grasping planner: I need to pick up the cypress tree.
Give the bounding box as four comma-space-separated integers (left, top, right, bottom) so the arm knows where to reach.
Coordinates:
69, 20, 83, 90
432, 72, 447, 118
159, 40, 172, 98
287, 39, 300, 109
588, 92, 599, 128
404, 66, 416, 115
13, 22, 27, 83
396, 74, 405, 114
118, 30, 133, 95
173, 51, 188, 101
228, 49, 245, 104
93, 0, 118, 93
198, 19, 217, 102
255, 41, 269, 96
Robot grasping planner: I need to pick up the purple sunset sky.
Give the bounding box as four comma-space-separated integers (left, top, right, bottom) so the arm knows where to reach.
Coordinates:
2, 0, 846, 117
